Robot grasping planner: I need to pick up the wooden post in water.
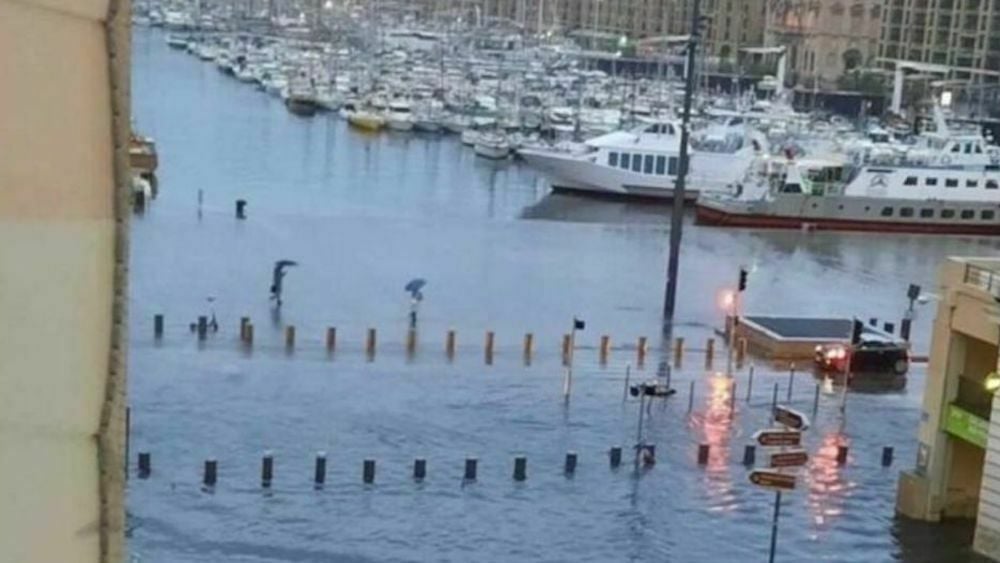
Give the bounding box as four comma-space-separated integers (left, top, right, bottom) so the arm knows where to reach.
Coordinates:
366, 328, 376, 360
197, 316, 208, 340
446, 329, 456, 359
637, 336, 647, 367
240, 317, 250, 342
600, 335, 611, 365
285, 325, 295, 351
244, 323, 254, 348
705, 338, 715, 369
325, 327, 337, 354
406, 329, 417, 358
673, 337, 684, 368
523, 333, 533, 365
485, 331, 495, 365
203, 459, 217, 487
513, 456, 527, 481
154, 314, 164, 339
736, 338, 747, 369
561, 334, 571, 366
314, 452, 327, 486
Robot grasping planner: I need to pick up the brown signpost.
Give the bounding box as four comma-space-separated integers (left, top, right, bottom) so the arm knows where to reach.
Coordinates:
749, 470, 797, 491
768, 449, 809, 468
754, 429, 802, 447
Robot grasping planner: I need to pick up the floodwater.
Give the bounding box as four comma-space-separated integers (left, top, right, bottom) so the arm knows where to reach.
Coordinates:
128, 28, 997, 562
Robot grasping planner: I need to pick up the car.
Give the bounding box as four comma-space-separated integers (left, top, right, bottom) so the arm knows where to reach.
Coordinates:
814, 337, 908, 390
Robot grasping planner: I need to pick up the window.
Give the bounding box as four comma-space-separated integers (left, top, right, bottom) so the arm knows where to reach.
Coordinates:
881, 206, 894, 217
967, 180, 978, 188
988, 180, 999, 190
942, 209, 956, 218
926, 178, 938, 186
655, 155, 666, 175
620, 152, 631, 170
983, 210, 996, 220
904, 176, 918, 186
644, 155, 654, 174
961, 209, 975, 219
631, 154, 642, 172
920, 208, 934, 218
900, 207, 914, 217
946, 178, 959, 188
668, 157, 679, 175
609, 152, 619, 167
951, 144, 961, 153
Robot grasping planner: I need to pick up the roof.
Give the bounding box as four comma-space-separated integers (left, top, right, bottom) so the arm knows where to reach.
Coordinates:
744, 315, 897, 342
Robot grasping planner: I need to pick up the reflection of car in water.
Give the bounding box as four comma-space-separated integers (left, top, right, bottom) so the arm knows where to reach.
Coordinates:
814, 337, 909, 391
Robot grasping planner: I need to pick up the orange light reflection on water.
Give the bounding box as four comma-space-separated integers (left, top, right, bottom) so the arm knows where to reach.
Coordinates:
692, 374, 738, 513
804, 431, 855, 532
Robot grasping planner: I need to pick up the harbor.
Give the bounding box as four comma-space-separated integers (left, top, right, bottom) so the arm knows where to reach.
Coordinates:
125, 18, 1000, 561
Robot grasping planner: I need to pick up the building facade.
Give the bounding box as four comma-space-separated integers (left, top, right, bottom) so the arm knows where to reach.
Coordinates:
483, 0, 678, 40
896, 257, 1000, 561
765, 0, 883, 89
702, 0, 767, 62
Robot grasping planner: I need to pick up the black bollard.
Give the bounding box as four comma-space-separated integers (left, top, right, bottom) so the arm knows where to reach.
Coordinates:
609, 446, 623, 469
742, 444, 756, 466
203, 459, 217, 487
836, 445, 848, 466
414, 458, 427, 481
363, 459, 376, 484
882, 446, 894, 467
138, 452, 151, 479
314, 452, 327, 486
261, 452, 274, 488
154, 314, 164, 339
197, 316, 208, 340
464, 458, 478, 481
697, 443, 710, 465
236, 199, 247, 219
900, 318, 912, 341
513, 456, 527, 481
564, 452, 578, 476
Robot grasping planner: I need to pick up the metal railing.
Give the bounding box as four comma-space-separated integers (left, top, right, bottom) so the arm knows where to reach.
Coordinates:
963, 263, 1000, 300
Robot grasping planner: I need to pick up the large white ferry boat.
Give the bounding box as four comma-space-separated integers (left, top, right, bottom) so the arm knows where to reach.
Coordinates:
696, 132, 1000, 235
517, 121, 766, 200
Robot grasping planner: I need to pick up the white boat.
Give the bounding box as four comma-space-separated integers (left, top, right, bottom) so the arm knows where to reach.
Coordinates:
518, 121, 764, 199
474, 131, 511, 160
460, 128, 480, 146
165, 34, 187, 49
343, 102, 386, 132
385, 99, 414, 131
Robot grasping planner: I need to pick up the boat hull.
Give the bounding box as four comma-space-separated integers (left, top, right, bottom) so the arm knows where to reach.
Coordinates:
474, 144, 510, 159
285, 98, 319, 117
348, 113, 385, 132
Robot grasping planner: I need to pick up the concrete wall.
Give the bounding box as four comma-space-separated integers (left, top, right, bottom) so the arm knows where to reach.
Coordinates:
976, 391, 1000, 558
0, 1, 129, 562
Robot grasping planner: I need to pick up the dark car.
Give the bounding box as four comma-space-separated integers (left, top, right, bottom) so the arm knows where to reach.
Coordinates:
814, 338, 908, 390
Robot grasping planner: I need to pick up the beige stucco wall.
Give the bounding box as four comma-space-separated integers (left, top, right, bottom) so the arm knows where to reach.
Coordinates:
0, 0, 129, 561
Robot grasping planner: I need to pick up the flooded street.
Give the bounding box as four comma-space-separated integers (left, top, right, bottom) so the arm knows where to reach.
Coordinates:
128, 28, 995, 562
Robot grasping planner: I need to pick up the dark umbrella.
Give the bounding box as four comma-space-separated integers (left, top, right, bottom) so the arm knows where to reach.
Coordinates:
405, 278, 426, 301
271, 260, 299, 306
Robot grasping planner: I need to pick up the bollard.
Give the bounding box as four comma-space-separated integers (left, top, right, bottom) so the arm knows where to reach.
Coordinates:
366, 328, 376, 359
637, 336, 648, 366
736, 338, 747, 369
729, 381, 737, 419
705, 338, 715, 368
204, 459, 217, 487
564, 452, 578, 476
154, 314, 164, 339
623, 364, 632, 401
464, 458, 478, 481
836, 445, 848, 466
901, 318, 912, 341
813, 381, 822, 417
406, 329, 417, 357
446, 329, 456, 359
244, 323, 254, 347
523, 333, 533, 365
882, 446, 894, 467
561, 334, 572, 366
485, 331, 495, 365
746, 364, 755, 402
138, 452, 151, 479
787, 363, 796, 402
600, 335, 611, 364
687, 380, 695, 413
261, 452, 274, 488
235, 199, 247, 219
610, 446, 623, 469
413, 458, 427, 481
314, 452, 327, 486
771, 382, 779, 413
883, 322, 895, 334
197, 316, 208, 340
285, 325, 296, 351
673, 337, 684, 368
363, 459, 376, 484
325, 327, 337, 353
513, 456, 527, 481
240, 316, 250, 342
742, 444, 756, 466
697, 444, 710, 465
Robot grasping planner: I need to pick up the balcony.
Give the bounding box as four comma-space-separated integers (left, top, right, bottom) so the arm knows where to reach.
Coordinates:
963, 261, 1000, 301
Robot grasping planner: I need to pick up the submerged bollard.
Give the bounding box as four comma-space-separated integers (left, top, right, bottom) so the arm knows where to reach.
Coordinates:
240, 316, 250, 342
366, 328, 377, 359
406, 329, 417, 357
261, 452, 274, 488
705, 338, 715, 368
138, 452, 151, 479
729, 381, 737, 419
787, 363, 796, 402
244, 323, 254, 347
523, 333, 534, 365
637, 336, 648, 366
325, 327, 337, 353
673, 337, 684, 368
742, 444, 756, 466
901, 318, 912, 341
363, 459, 376, 484
203, 459, 217, 487
285, 325, 296, 351
413, 458, 427, 481
564, 452, 578, 476
771, 382, 779, 413
610, 446, 623, 469
813, 381, 822, 417
882, 446, 894, 467
697, 444, 710, 465
485, 331, 495, 365
197, 316, 208, 340
687, 380, 696, 413
561, 334, 572, 366
513, 456, 527, 481
600, 335, 611, 364
746, 364, 755, 402
235, 199, 247, 219
836, 445, 849, 466
464, 458, 478, 481
314, 452, 327, 486
154, 314, 164, 339
446, 329, 456, 359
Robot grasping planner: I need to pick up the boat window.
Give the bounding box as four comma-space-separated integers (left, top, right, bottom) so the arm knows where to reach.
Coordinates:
880, 206, 894, 217
945, 178, 959, 188
951, 144, 961, 153
655, 155, 666, 175
942, 209, 956, 218
904, 176, 918, 186
920, 208, 934, 218
965, 143, 973, 154
782, 183, 802, 194
631, 154, 642, 172
988, 180, 999, 189
609, 152, 619, 167
620, 152, 631, 170
668, 157, 679, 175
644, 155, 654, 174
967, 179, 978, 188
983, 210, 996, 220
900, 207, 914, 218
961, 209, 975, 219
975, 144, 983, 154
926, 178, 938, 186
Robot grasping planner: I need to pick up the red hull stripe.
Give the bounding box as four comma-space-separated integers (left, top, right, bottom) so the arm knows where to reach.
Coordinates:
695, 205, 1000, 236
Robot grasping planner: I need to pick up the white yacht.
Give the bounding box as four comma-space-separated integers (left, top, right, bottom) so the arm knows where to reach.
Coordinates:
474, 131, 511, 160
385, 99, 415, 131
518, 121, 764, 199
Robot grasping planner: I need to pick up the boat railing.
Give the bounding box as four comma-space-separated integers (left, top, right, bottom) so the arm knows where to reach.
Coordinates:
963, 263, 1000, 300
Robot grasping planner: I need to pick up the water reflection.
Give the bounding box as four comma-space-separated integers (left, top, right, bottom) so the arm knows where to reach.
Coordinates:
690, 374, 737, 513
805, 431, 852, 532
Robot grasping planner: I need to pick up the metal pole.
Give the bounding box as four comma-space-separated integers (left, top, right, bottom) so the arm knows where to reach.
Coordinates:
623, 363, 631, 401
661, 0, 701, 339
727, 292, 738, 378
635, 392, 646, 470
768, 490, 782, 563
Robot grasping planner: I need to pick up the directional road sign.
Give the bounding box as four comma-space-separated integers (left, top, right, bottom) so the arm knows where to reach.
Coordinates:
768, 449, 809, 468
753, 429, 802, 447
749, 470, 797, 491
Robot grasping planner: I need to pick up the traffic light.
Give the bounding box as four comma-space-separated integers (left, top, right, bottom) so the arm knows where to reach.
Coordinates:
738, 268, 748, 292
851, 318, 864, 345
